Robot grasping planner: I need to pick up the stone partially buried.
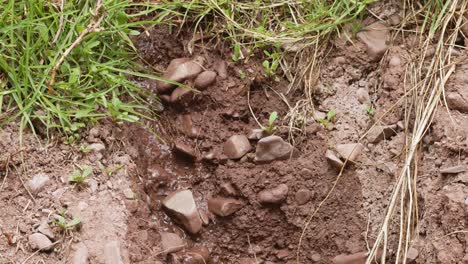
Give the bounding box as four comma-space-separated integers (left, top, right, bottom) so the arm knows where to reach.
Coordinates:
162, 190, 203, 234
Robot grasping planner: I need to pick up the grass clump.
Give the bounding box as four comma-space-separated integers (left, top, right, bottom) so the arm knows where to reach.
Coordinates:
0, 0, 160, 141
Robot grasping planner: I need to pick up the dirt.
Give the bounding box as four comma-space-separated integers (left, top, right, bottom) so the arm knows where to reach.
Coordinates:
1, 4, 467, 264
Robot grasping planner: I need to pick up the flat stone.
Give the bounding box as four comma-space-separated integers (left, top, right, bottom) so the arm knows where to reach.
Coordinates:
336, 143, 364, 162
208, 197, 243, 217
162, 190, 203, 234
258, 184, 289, 205
224, 135, 252, 159
440, 165, 465, 174
255, 135, 296, 163
357, 22, 389, 61
295, 189, 311, 205
104, 240, 123, 264
161, 232, 185, 254
247, 128, 265, 140
366, 125, 397, 143
27, 173, 50, 194
406, 248, 419, 263
37, 221, 55, 240
446, 91, 468, 113
194, 71, 217, 90
356, 88, 370, 104
28, 233, 53, 251
174, 141, 197, 160
157, 57, 203, 93
326, 150, 344, 169
332, 252, 366, 264
72, 242, 89, 264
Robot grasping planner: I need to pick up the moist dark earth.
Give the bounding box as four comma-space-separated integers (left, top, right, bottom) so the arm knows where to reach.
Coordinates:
1, 4, 468, 264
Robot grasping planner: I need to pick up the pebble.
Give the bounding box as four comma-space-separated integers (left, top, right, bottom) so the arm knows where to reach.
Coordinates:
88, 143, 105, 152
194, 71, 217, 90
332, 251, 366, 264
37, 221, 55, 240
104, 240, 123, 264
214, 60, 228, 79
440, 165, 465, 174
28, 233, 53, 251
162, 190, 203, 234
72, 242, 89, 264
446, 91, 468, 113
356, 88, 370, 104
311, 253, 321, 262
184, 245, 211, 264
406, 248, 419, 263
27, 173, 50, 194
224, 135, 252, 159
254, 135, 296, 163
335, 143, 364, 162
388, 14, 402, 26
248, 128, 265, 140
325, 150, 344, 169
257, 184, 289, 205
356, 22, 389, 61
366, 125, 397, 143
174, 141, 197, 160
295, 189, 312, 205
208, 197, 244, 217
170, 87, 192, 102
177, 114, 198, 138
157, 57, 203, 93
160, 232, 185, 254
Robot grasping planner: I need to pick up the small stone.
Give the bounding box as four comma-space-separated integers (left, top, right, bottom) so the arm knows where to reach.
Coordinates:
446, 91, 468, 113
157, 57, 203, 93
440, 165, 465, 174
332, 252, 366, 264
366, 125, 397, 143
295, 189, 311, 205
357, 22, 389, 61
72, 242, 89, 264
184, 246, 210, 264
336, 143, 364, 162
123, 188, 135, 199
37, 221, 54, 240
161, 232, 185, 254
276, 249, 290, 259
311, 253, 321, 262
406, 248, 418, 263
104, 241, 123, 264
356, 88, 370, 104
28, 233, 53, 251
27, 173, 50, 194
174, 141, 197, 160
257, 184, 289, 205
388, 14, 402, 26
88, 143, 105, 152
177, 115, 198, 138
198, 210, 210, 225
170, 87, 192, 102
214, 60, 228, 79
220, 182, 238, 196
247, 129, 265, 140
224, 135, 252, 159
208, 197, 243, 217
255, 135, 296, 163
162, 190, 203, 234
194, 71, 217, 90
313, 111, 327, 121
325, 150, 344, 169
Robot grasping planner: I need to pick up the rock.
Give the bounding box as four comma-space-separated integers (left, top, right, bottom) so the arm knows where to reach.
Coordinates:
161, 232, 185, 254
123, 188, 135, 199
357, 22, 389, 61
162, 190, 203, 234
366, 125, 397, 143
177, 115, 198, 138
406, 248, 418, 263
389, 55, 401, 67
194, 71, 217, 90
295, 189, 311, 205
198, 210, 210, 225
326, 150, 344, 169
184, 246, 210, 264
388, 14, 402, 26
214, 60, 228, 79
208, 197, 243, 217
276, 249, 290, 259
104, 241, 123, 264
247, 128, 265, 140
336, 143, 364, 162
313, 111, 327, 121
88, 143, 105, 152
311, 253, 321, 262
170, 87, 193, 102
28, 233, 53, 251
174, 141, 197, 160
440, 165, 465, 174
37, 221, 54, 240
88, 179, 98, 193
257, 184, 289, 205
356, 88, 370, 104
332, 252, 366, 264
224, 135, 252, 159
220, 182, 238, 196
446, 91, 468, 113
157, 57, 203, 93
254, 136, 296, 163
72, 242, 89, 264
27, 173, 50, 194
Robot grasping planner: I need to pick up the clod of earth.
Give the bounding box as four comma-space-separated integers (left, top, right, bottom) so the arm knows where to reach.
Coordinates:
223, 135, 252, 159
162, 190, 203, 234
28, 233, 53, 251
214, 60, 228, 79
103, 240, 123, 264
37, 221, 55, 240
356, 21, 389, 61
366, 124, 397, 143
440, 165, 465, 174
254, 135, 296, 163
157, 57, 203, 93
257, 184, 289, 205
27, 173, 50, 194
174, 141, 197, 160
325, 150, 344, 169
177, 114, 199, 138
295, 188, 312, 205
71, 242, 89, 264
208, 197, 244, 217
335, 143, 364, 162
220, 182, 238, 196
356, 88, 371, 104
194, 71, 217, 90
160, 232, 185, 254
170, 87, 193, 102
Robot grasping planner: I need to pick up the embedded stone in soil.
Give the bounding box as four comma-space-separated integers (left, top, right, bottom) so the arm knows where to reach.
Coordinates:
162, 189, 203, 235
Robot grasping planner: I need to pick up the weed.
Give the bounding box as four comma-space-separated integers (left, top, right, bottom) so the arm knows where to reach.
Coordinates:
68, 166, 93, 184
318, 109, 336, 127
366, 106, 376, 116
263, 111, 278, 135
262, 50, 281, 81
231, 43, 243, 62
55, 210, 81, 231
79, 145, 91, 153
238, 70, 246, 80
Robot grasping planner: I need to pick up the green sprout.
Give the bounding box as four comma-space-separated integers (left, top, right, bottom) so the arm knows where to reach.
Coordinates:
318, 109, 336, 127
264, 111, 278, 135
55, 211, 81, 231
366, 106, 376, 116
262, 50, 280, 80
68, 166, 93, 184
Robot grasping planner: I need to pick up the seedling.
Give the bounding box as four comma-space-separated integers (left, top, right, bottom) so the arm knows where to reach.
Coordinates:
231, 43, 243, 62
318, 109, 336, 127
263, 111, 278, 135
79, 145, 91, 153
366, 106, 376, 116
68, 166, 93, 184
55, 211, 81, 231
262, 50, 280, 80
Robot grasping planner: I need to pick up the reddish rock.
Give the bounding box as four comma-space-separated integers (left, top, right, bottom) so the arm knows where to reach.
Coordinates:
257, 184, 289, 205
220, 182, 238, 196
194, 71, 217, 90
174, 141, 197, 160
160, 232, 185, 254
357, 22, 389, 61
71, 242, 88, 264
255, 135, 296, 163
162, 190, 203, 234
326, 150, 344, 169
208, 197, 244, 217
157, 57, 204, 93
336, 143, 364, 162
356, 88, 370, 104
177, 115, 199, 138
247, 128, 265, 140
332, 252, 366, 264
224, 135, 252, 159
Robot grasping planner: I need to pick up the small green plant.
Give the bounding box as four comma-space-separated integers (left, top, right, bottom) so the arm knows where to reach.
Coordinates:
79, 145, 91, 153
318, 109, 336, 127
262, 50, 280, 80
68, 166, 93, 184
366, 106, 376, 116
231, 43, 243, 62
263, 111, 278, 135
239, 70, 246, 79
55, 210, 81, 231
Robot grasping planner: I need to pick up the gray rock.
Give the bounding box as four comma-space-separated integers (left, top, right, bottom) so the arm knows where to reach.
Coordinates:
104, 241, 123, 264
208, 197, 243, 217
357, 22, 389, 61
325, 150, 344, 169
162, 190, 203, 234
37, 221, 54, 240
123, 188, 135, 199
28, 233, 53, 251
160, 232, 185, 254
224, 135, 252, 159
72, 242, 89, 264
440, 165, 465, 174
194, 71, 217, 90
336, 143, 364, 162
27, 173, 50, 194
254, 136, 296, 163
257, 184, 289, 205
366, 125, 397, 143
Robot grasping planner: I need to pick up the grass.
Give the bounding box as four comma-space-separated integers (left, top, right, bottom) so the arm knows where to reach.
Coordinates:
0, 0, 162, 142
